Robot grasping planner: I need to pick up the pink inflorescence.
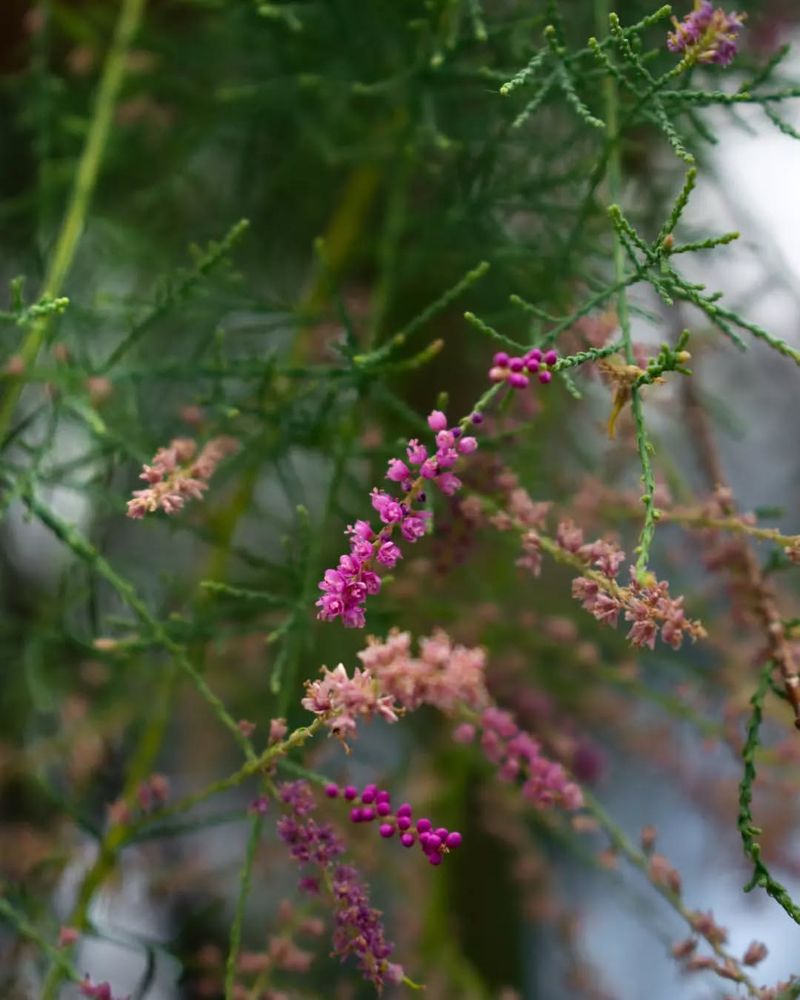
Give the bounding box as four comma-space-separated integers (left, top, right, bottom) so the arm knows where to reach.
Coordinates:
666, 1, 745, 67
475, 707, 583, 810
276, 780, 404, 990
302, 663, 401, 741
303, 630, 490, 739
489, 348, 558, 390
325, 781, 463, 867
316, 410, 479, 627
126, 435, 239, 518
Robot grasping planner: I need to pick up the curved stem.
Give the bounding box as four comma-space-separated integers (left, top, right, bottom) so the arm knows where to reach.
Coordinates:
0, 0, 148, 444
738, 662, 800, 924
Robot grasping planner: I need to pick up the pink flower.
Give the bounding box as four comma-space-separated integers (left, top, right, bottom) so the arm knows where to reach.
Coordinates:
317, 410, 480, 627
302, 664, 401, 739
126, 435, 238, 519
427, 410, 448, 431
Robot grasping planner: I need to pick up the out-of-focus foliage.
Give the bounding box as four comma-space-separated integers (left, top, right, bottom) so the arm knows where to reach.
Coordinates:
2, 1, 800, 998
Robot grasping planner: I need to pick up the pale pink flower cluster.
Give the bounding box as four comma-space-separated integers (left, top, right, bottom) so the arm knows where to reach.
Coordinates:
571, 569, 706, 651
303, 631, 582, 812
301, 664, 400, 740
357, 628, 490, 714
476, 706, 583, 811
489, 474, 705, 650
126, 436, 238, 518
556, 521, 706, 649
303, 630, 488, 739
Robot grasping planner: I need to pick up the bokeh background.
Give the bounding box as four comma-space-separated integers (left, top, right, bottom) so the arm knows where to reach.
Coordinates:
2, 1, 800, 997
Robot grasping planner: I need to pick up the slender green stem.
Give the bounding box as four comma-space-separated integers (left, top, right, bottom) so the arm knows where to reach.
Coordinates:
597, 0, 657, 574
0, 0, 148, 443
0, 897, 82, 985
225, 812, 265, 999
737, 662, 800, 924
131, 719, 323, 834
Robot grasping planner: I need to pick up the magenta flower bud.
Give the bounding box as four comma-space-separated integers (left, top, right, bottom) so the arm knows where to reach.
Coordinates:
509, 357, 524, 372
525, 359, 539, 373
426, 835, 442, 851
397, 815, 411, 831
379, 823, 395, 838
434, 827, 448, 841
419, 832, 430, 848
361, 807, 375, 821
458, 436, 478, 454
538, 370, 553, 384
376, 541, 402, 568
406, 439, 428, 465
386, 458, 410, 482
427, 410, 448, 432
428, 852, 443, 866
508, 372, 529, 389
527, 348, 543, 363
543, 349, 557, 365
361, 784, 377, 804
344, 785, 357, 801
400, 832, 415, 847
446, 831, 462, 849
324, 783, 339, 798
377, 801, 391, 816
470, 411, 484, 424
493, 351, 509, 367
436, 430, 455, 451
376, 789, 391, 803
350, 807, 363, 822
416, 817, 431, 833
396, 803, 412, 818
420, 457, 438, 479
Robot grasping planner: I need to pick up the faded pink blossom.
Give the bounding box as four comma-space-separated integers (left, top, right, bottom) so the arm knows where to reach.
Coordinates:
742, 941, 768, 966
357, 629, 489, 714
269, 717, 288, 744
126, 436, 238, 518
302, 664, 401, 739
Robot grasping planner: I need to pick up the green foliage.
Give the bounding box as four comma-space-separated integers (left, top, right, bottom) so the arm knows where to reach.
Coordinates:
2, 1, 800, 997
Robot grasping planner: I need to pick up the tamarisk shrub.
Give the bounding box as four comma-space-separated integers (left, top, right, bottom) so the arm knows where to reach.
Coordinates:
2, 2, 800, 998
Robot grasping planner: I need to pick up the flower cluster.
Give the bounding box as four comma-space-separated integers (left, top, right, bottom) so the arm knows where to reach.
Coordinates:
489, 348, 558, 390
487, 472, 705, 650
330, 865, 405, 991
357, 628, 489, 714
303, 630, 489, 745
325, 781, 462, 867
317, 410, 479, 627
302, 664, 401, 740
276, 780, 404, 991
126, 435, 238, 518
303, 632, 581, 816
303, 630, 489, 739
571, 567, 706, 651
460, 707, 583, 811
666, 1, 745, 67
